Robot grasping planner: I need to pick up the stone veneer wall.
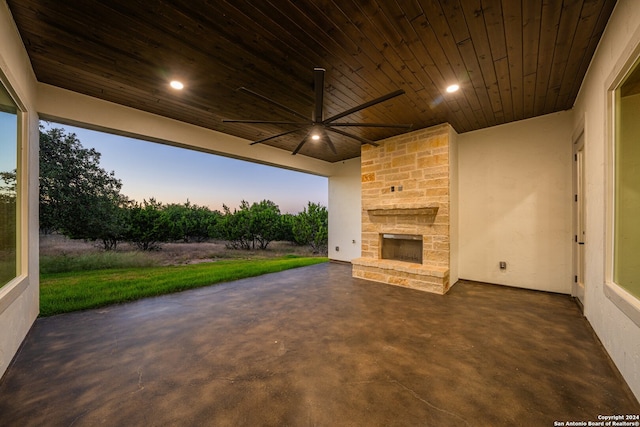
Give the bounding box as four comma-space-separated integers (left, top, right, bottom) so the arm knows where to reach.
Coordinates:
352, 124, 453, 294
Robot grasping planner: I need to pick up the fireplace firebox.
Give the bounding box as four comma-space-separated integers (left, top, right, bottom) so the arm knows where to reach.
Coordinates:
380, 234, 423, 264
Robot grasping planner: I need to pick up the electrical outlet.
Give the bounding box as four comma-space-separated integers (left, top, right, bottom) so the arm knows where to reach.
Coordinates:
335, 246, 340, 252
499, 261, 507, 270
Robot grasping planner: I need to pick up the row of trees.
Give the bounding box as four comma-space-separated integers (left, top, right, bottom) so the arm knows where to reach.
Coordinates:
218, 200, 328, 253
38, 127, 328, 253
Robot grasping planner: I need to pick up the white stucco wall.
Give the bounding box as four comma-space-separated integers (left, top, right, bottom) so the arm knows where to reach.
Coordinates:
0, 1, 40, 378
572, 0, 640, 400
328, 158, 361, 262
457, 111, 574, 294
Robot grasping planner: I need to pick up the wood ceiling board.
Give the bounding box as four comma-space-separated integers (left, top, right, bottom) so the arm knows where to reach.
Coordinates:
503, 0, 524, 120
483, 0, 515, 123
533, 0, 564, 116
6, 0, 618, 162
222, 3, 357, 110
405, 6, 474, 131
521, 0, 542, 118
554, 0, 605, 110
565, 0, 618, 108
460, 0, 504, 125
334, 0, 455, 126
495, 57, 514, 123
542, 0, 583, 114
243, 1, 418, 127
483, 0, 508, 60
417, 0, 488, 129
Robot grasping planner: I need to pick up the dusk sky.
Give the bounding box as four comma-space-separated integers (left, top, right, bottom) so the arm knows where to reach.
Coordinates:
41, 122, 328, 214
0, 112, 17, 176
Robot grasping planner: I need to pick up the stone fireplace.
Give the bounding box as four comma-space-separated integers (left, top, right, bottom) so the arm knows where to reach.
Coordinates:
352, 124, 458, 294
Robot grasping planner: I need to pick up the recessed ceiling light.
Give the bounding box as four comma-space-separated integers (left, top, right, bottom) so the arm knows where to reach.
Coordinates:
170, 80, 184, 90
311, 134, 320, 141
446, 84, 460, 93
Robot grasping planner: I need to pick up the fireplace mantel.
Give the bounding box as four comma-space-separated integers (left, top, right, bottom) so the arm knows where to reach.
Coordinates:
365, 204, 439, 216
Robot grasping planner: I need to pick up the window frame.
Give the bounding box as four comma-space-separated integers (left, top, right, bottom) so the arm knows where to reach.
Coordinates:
0, 71, 27, 310
604, 37, 640, 328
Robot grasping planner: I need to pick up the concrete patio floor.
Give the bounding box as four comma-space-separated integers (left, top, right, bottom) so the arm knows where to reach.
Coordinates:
0, 262, 638, 426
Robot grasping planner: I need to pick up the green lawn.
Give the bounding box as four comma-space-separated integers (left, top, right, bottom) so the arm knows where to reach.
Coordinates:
40, 256, 328, 317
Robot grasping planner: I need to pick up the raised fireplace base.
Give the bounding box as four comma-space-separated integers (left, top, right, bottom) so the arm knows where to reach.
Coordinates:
352, 258, 450, 295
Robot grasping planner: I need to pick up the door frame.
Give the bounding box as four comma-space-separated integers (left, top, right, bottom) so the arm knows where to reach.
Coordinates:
572, 129, 586, 309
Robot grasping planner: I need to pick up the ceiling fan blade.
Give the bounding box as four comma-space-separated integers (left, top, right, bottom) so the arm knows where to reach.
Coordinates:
324, 89, 406, 124
320, 128, 337, 155
223, 119, 309, 126
326, 127, 379, 147
238, 87, 309, 121
329, 122, 413, 129
314, 68, 325, 123
292, 135, 309, 155
250, 128, 303, 145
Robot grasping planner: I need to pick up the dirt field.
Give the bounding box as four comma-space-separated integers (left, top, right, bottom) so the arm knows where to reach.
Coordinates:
40, 234, 322, 266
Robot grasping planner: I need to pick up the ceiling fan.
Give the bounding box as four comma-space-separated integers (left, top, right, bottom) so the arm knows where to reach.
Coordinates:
222, 68, 412, 155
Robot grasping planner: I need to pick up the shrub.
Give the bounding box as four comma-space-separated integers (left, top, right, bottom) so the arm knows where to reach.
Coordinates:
292, 202, 328, 254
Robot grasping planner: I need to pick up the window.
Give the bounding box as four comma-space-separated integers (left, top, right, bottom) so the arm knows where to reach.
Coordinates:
0, 81, 18, 288
614, 58, 640, 300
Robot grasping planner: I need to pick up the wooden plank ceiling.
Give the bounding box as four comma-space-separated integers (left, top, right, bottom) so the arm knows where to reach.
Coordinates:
7, 0, 616, 162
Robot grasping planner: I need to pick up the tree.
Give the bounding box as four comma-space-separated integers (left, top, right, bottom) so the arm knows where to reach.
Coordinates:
215, 200, 282, 250
217, 201, 253, 250
92, 194, 131, 250
190, 204, 221, 243
163, 202, 194, 243
277, 213, 297, 243
163, 201, 221, 243
292, 202, 328, 254
39, 127, 125, 247
125, 198, 168, 250
249, 200, 281, 250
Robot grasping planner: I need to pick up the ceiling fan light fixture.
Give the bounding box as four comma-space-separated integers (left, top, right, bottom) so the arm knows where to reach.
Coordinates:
225, 68, 409, 157
170, 80, 184, 90
446, 84, 459, 93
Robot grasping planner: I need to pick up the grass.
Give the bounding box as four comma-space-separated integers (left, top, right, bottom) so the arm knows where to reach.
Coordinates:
40, 256, 328, 317
40, 251, 160, 274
